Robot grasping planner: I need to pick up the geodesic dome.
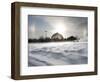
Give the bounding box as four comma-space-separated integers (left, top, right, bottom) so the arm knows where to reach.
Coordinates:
51, 33, 64, 40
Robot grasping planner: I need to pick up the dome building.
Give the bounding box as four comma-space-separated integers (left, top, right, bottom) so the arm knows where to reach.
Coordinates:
51, 32, 64, 41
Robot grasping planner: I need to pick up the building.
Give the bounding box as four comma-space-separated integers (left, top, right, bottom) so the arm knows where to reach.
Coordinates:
51, 32, 64, 41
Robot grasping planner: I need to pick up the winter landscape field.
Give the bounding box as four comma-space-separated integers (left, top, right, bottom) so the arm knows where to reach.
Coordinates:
28, 42, 88, 66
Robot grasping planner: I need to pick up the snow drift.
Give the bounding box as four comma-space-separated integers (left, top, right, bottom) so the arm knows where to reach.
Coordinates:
28, 42, 88, 66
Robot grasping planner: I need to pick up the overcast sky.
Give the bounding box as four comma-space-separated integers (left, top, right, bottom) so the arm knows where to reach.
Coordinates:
28, 15, 88, 40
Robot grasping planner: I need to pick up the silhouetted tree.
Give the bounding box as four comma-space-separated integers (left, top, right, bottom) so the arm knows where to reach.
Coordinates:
66, 36, 78, 41
45, 37, 51, 42
38, 36, 45, 42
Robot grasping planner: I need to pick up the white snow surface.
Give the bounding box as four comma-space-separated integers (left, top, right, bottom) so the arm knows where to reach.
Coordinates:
28, 42, 88, 66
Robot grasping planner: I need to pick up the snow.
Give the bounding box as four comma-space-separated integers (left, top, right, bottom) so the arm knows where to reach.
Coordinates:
28, 42, 88, 66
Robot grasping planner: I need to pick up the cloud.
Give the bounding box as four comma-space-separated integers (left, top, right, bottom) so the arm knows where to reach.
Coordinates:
28, 15, 88, 39
28, 24, 35, 39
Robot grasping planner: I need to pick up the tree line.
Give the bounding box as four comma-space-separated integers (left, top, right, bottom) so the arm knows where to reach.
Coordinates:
28, 36, 79, 43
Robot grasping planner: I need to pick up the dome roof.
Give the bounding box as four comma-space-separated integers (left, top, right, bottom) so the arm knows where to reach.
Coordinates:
51, 33, 64, 40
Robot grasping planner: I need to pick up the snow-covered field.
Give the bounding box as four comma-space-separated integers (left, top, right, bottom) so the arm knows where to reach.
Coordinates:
28, 42, 88, 66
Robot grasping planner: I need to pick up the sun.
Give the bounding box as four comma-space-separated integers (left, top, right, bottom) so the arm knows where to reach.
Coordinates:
53, 22, 66, 35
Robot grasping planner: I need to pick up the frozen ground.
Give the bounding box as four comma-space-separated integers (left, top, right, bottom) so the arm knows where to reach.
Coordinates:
28, 42, 88, 66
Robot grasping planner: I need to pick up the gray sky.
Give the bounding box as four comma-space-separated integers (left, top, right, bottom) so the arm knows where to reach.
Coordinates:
28, 15, 88, 40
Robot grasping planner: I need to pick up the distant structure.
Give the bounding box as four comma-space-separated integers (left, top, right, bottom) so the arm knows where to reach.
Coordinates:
28, 32, 79, 43
51, 32, 64, 41
45, 30, 47, 38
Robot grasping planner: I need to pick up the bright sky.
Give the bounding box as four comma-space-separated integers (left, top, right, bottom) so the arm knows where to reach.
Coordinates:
28, 15, 88, 40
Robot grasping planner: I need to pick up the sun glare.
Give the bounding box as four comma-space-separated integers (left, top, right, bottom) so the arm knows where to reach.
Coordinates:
54, 22, 66, 35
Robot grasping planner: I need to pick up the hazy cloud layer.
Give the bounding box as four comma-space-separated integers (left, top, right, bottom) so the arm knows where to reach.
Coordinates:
28, 15, 88, 40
